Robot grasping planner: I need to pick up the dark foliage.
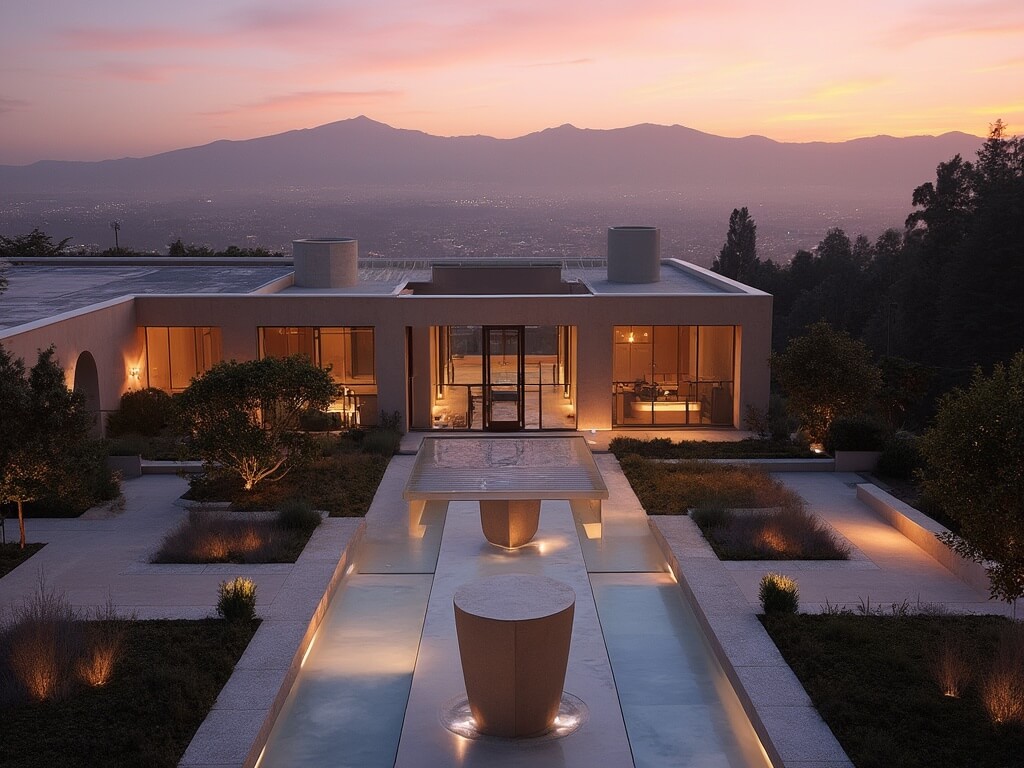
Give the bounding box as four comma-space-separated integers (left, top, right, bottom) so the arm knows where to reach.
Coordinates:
824, 415, 888, 453
105, 388, 176, 437
0, 619, 257, 768
762, 614, 1024, 768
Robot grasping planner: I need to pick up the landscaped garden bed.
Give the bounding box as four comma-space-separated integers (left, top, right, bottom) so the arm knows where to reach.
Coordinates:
619, 457, 849, 559
761, 613, 1024, 768
0, 542, 45, 578
153, 502, 321, 564
609, 436, 818, 460
0, 615, 258, 768
184, 435, 390, 516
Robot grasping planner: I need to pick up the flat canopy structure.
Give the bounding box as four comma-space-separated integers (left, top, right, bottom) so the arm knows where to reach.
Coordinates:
403, 437, 608, 537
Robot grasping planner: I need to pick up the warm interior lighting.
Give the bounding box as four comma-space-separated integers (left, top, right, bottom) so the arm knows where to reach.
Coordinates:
128, 366, 140, 380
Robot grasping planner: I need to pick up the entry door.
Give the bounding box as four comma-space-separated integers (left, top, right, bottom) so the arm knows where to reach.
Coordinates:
482, 326, 525, 431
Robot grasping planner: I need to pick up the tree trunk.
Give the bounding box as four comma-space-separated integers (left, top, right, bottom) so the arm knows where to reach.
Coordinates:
17, 499, 26, 550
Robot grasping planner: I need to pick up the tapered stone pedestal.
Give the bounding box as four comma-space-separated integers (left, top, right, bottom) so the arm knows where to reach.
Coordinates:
479, 499, 541, 548
454, 574, 575, 737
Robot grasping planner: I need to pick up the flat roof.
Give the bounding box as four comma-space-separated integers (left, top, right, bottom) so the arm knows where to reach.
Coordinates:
0, 256, 753, 331
0, 263, 293, 330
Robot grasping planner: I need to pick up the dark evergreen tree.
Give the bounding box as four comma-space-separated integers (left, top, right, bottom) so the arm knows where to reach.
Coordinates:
712, 207, 759, 284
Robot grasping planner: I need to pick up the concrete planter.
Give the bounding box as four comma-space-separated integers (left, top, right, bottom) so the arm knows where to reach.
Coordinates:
833, 450, 881, 472
107, 454, 142, 478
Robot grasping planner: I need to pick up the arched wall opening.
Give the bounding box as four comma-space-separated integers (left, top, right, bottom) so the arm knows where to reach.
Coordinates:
73, 351, 102, 438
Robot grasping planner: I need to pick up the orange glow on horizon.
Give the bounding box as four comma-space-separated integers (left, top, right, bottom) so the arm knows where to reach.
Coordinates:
0, 1, 1020, 163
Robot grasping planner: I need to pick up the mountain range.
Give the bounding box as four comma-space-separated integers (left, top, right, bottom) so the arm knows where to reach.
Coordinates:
0, 116, 984, 199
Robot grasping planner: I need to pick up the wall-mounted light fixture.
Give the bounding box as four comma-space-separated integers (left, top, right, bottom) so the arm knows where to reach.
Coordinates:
128, 366, 141, 381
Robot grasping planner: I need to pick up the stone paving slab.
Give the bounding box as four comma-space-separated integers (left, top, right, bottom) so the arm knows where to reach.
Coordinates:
650, 514, 854, 768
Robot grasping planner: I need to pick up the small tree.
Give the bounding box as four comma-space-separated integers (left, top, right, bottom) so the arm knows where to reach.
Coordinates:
920, 351, 1024, 605
0, 345, 93, 548
177, 356, 338, 491
773, 321, 882, 443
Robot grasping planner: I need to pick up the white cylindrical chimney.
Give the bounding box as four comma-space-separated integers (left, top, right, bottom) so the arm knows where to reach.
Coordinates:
607, 226, 660, 283
292, 237, 358, 288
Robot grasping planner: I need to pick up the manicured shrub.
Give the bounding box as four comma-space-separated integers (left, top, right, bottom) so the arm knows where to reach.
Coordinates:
106, 388, 175, 437
277, 499, 321, 534
824, 414, 888, 453
759, 572, 799, 614
216, 577, 257, 622
877, 430, 922, 479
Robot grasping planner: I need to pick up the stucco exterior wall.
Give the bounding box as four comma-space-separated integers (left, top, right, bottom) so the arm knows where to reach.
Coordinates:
0, 297, 144, 430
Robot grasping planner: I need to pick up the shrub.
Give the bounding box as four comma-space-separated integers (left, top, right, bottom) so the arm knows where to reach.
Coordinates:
298, 409, 341, 432
362, 429, 401, 456
824, 414, 888, 453
877, 430, 922, 479
106, 388, 175, 437
759, 572, 799, 614
216, 577, 257, 622
277, 499, 321, 534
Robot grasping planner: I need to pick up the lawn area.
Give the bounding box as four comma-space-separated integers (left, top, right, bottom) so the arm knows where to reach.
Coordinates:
0, 619, 258, 768
619, 457, 848, 559
0, 543, 45, 578
762, 614, 1024, 768
609, 437, 817, 460
185, 435, 391, 516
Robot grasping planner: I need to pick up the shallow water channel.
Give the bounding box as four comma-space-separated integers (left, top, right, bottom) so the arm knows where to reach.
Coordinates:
257, 476, 771, 768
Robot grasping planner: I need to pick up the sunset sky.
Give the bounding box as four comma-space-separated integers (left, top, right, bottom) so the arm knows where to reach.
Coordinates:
2, 0, 1022, 164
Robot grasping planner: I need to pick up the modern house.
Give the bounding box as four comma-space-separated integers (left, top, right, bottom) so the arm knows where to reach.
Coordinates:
0, 226, 772, 434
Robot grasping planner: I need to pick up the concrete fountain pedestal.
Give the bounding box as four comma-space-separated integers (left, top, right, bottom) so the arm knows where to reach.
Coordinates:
453, 573, 575, 737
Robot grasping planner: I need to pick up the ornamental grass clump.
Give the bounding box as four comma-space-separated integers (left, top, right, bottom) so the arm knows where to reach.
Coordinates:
981, 625, 1024, 725
5, 582, 79, 702
931, 632, 972, 699
217, 577, 257, 623
759, 572, 799, 615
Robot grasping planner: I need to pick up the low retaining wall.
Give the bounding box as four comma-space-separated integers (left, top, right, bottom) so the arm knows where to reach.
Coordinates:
856, 484, 990, 594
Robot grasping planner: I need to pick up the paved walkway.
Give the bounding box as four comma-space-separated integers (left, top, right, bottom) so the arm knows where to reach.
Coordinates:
0, 474, 358, 620
720, 472, 1011, 617
0, 455, 1011, 768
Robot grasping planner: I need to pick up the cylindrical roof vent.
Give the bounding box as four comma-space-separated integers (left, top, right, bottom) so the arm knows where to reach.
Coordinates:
607, 226, 660, 283
292, 237, 358, 288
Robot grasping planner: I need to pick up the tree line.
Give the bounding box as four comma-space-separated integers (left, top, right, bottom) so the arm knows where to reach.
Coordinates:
0, 230, 284, 262
714, 121, 1023, 426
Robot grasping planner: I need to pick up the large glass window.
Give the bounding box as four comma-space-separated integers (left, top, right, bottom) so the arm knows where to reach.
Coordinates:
145, 327, 222, 393
259, 327, 377, 426
612, 325, 735, 426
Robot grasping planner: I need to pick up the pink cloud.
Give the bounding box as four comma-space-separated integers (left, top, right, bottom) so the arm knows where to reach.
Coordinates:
199, 89, 401, 117
0, 96, 31, 113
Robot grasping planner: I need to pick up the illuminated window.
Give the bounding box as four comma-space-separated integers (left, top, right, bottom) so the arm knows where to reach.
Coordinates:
145, 327, 222, 393
259, 327, 378, 426
612, 325, 735, 426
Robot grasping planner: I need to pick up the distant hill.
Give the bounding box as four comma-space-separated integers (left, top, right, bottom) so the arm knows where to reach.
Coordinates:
0, 116, 984, 199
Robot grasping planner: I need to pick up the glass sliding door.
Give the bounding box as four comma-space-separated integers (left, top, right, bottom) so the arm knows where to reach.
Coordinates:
429, 325, 576, 431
